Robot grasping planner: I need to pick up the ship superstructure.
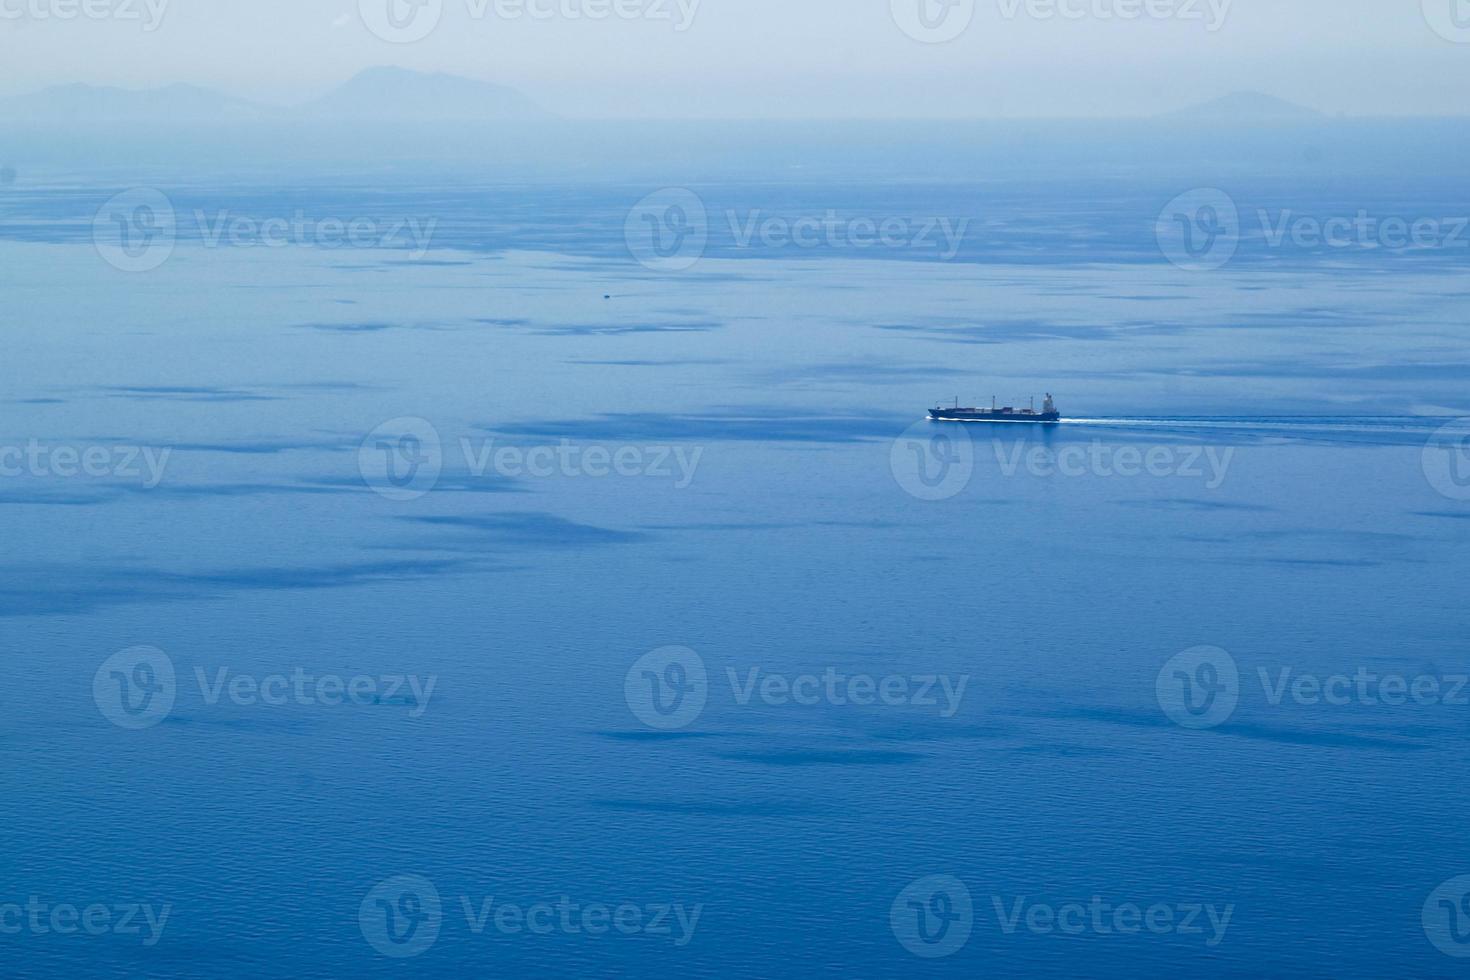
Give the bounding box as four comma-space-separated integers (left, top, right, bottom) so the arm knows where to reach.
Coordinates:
929, 394, 1061, 423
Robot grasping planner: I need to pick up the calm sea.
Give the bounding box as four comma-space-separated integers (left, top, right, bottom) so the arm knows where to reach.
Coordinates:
1, 173, 1468, 978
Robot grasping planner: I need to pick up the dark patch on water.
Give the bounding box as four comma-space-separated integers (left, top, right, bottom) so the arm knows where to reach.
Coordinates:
714, 749, 927, 766
593, 731, 726, 742
0, 557, 471, 618
295, 321, 406, 333
488, 409, 898, 445
395, 512, 650, 548
100, 385, 283, 403
589, 799, 822, 817
537, 320, 724, 337
1215, 722, 1430, 751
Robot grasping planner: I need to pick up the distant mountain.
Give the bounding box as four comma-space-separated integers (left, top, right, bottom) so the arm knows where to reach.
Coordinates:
0, 82, 273, 123
1168, 91, 1323, 120
297, 68, 550, 122
0, 69, 549, 126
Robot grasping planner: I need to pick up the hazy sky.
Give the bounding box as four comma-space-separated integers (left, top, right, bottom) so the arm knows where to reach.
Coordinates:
1, 0, 1467, 117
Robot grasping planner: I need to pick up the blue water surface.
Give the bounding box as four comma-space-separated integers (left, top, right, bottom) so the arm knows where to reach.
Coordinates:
1, 172, 1468, 978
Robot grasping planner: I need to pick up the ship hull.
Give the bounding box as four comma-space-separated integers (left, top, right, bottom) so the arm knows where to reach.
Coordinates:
928, 410, 1061, 423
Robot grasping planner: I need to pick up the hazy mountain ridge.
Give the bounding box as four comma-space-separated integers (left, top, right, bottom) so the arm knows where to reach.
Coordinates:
0, 82, 274, 123
1168, 91, 1324, 120
0, 68, 551, 124
298, 67, 546, 121
1, 77, 1462, 180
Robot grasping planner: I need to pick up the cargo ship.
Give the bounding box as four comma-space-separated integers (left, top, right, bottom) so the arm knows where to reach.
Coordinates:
929, 394, 1061, 423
